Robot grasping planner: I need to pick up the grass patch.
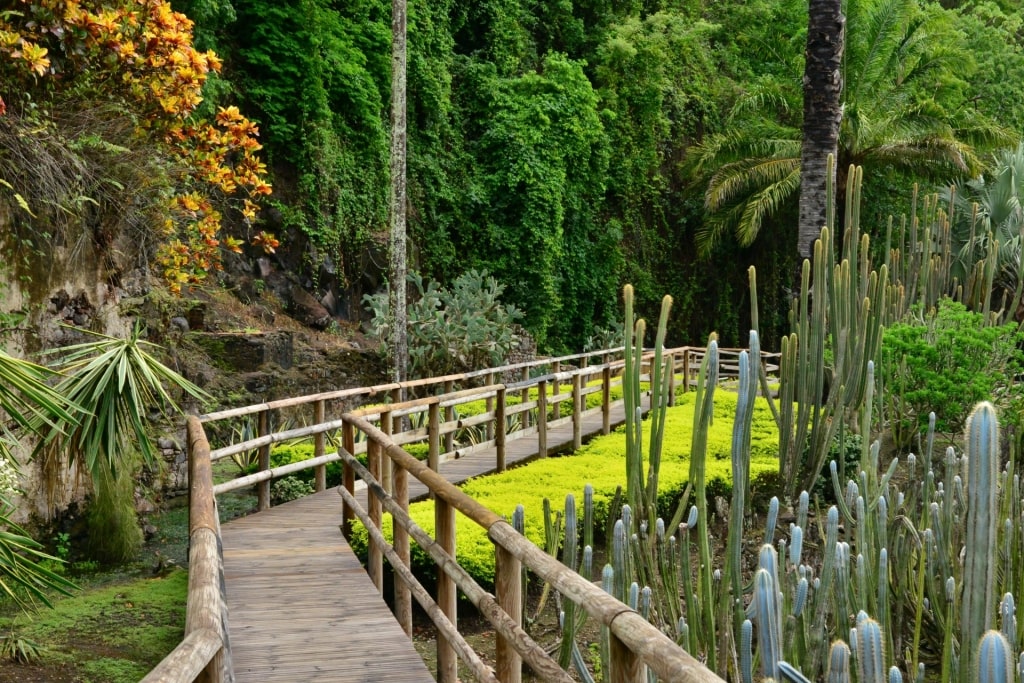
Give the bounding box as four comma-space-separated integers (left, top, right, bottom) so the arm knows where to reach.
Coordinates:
350, 390, 779, 585
0, 569, 187, 682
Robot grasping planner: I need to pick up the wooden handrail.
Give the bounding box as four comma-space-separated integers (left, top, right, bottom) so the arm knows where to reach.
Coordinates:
342, 414, 727, 683
143, 416, 230, 683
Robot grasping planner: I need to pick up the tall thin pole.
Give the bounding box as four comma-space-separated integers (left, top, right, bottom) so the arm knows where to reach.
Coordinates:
388, 0, 409, 388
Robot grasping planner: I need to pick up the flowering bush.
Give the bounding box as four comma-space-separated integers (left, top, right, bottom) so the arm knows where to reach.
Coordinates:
0, 0, 275, 290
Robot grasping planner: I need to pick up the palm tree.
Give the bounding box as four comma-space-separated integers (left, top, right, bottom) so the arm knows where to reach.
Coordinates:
798, 0, 845, 259
940, 143, 1024, 316
691, 0, 1012, 256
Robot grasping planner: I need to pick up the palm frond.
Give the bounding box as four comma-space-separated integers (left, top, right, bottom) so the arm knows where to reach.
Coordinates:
706, 156, 800, 211
735, 165, 802, 246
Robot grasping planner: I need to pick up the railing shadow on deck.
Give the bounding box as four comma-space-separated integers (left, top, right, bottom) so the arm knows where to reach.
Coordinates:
142, 345, 779, 682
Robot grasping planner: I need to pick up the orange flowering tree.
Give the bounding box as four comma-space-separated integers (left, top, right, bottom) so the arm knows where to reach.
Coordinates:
0, 0, 275, 291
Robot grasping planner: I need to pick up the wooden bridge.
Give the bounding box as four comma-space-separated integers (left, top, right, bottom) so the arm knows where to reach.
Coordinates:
142, 346, 777, 683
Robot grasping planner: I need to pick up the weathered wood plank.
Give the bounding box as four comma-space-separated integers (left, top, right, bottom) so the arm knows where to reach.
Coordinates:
222, 492, 433, 682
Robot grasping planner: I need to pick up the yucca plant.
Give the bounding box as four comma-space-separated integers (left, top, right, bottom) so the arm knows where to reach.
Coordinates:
35, 324, 208, 562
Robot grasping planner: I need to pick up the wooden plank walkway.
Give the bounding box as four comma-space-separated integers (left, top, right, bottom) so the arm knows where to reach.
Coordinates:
220, 397, 640, 681
221, 494, 434, 682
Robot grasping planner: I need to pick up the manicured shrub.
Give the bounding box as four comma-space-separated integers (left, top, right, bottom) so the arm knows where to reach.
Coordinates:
349, 390, 779, 585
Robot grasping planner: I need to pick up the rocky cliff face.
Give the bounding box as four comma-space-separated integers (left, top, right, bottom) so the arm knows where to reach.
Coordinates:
0, 204, 386, 526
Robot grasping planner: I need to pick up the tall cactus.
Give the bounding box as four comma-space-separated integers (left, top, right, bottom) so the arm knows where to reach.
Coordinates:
977, 630, 1014, 683
961, 402, 1000, 683
779, 161, 890, 500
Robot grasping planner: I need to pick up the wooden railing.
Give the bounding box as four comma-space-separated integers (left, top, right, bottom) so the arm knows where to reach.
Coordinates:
141, 418, 230, 683
145, 345, 779, 682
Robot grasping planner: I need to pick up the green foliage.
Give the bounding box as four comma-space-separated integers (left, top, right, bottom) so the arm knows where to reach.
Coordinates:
0, 351, 77, 610
350, 390, 779, 584
36, 325, 209, 480
879, 299, 1024, 445
364, 270, 523, 378
86, 466, 143, 566
464, 52, 616, 348
940, 143, 1024, 306
0, 569, 188, 682
271, 476, 314, 505
230, 0, 388, 278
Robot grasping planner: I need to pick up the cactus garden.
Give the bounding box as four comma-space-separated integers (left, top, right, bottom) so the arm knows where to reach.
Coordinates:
404, 164, 1024, 683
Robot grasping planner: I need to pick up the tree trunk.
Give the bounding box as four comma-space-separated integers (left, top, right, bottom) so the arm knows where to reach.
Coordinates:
797, 0, 845, 260
388, 0, 409, 386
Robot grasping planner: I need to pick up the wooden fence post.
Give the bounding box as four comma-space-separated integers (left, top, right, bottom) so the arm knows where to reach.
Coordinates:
367, 438, 383, 592
314, 400, 326, 492
341, 421, 356, 538
666, 352, 677, 407
551, 361, 561, 421
572, 373, 582, 451
537, 379, 548, 458
496, 387, 507, 472
394, 461, 412, 636
257, 409, 271, 511
436, 497, 457, 683
610, 632, 644, 683
381, 409, 393, 495
443, 380, 455, 454
602, 365, 612, 435
683, 348, 691, 393
495, 545, 522, 683
428, 402, 440, 473
520, 366, 530, 427
485, 371, 496, 441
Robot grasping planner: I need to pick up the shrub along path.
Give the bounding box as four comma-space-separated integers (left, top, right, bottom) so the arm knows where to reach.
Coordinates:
355, 395, 644, 508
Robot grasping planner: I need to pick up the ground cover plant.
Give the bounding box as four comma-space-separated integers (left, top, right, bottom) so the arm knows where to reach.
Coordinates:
0, 570, 187, 683
348, 387, 779, 584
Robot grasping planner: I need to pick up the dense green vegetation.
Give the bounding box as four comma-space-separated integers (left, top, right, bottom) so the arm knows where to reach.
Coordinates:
168, 0, 1023, 351
348, 389, 780, 584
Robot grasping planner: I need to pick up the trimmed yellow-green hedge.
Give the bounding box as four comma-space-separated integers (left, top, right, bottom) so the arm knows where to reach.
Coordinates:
349, 390, 779, 586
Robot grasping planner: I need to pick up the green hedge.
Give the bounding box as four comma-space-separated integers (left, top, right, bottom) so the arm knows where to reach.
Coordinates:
349, 390, 779, 586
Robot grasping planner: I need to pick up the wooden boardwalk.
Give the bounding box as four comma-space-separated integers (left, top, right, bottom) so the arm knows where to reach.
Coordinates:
220, 399, 636, 681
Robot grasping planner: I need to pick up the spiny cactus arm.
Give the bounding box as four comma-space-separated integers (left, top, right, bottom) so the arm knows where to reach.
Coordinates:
728, 347, 756, 634
977, 630, 1014, 683
600, 565, 613, 679
753, 568, 782, 681
645, 296, 673, 531
741, 619, 753, 683
690, 338, 719, 671
854, 612, 885, 683
999, 594, 1016, 648
827, 640, 852, 683
810, 506, 842, 677
961, 402, 1000, 683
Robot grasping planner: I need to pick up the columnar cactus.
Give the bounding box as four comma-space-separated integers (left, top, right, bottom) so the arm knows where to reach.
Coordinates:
977, 630, 1013, 683
961, 402, 1000, 683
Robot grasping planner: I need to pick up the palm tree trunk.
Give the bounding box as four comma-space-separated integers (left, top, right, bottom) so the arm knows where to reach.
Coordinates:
797, 0, 845, 260
389, 0, 409, 386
